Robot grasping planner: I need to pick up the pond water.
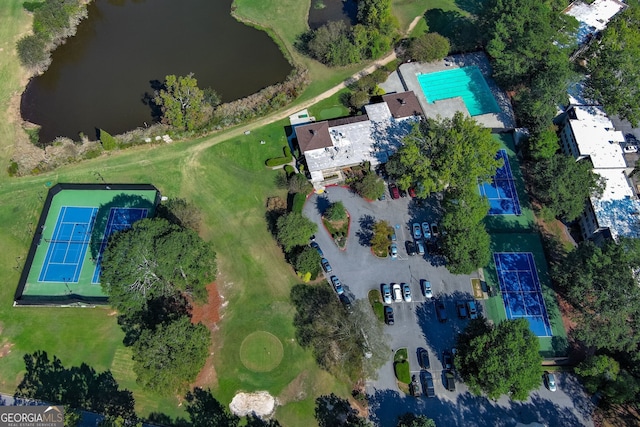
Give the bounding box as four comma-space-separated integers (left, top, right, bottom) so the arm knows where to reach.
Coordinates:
21, 0, 292, 143
308, 0, 358, 30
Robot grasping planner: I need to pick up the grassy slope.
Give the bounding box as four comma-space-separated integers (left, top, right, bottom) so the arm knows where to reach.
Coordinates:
0, 0, 433, 423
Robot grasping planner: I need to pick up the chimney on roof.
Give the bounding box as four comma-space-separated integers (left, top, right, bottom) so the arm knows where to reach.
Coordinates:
400, 98, 406, 105
310, 129, 316, 135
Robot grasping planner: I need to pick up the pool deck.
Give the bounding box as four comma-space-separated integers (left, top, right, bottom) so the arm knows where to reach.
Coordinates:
393, 52, 516, 129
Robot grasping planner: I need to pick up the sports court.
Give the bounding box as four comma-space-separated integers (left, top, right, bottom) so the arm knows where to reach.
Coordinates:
478, 149, 522, 215
493, 252, 552, 337
417, 66, 501, 116
15, 184, 159, 305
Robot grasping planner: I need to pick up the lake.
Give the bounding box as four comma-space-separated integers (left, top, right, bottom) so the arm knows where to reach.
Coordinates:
308, 0, 358, 30
21, 0, 292, 143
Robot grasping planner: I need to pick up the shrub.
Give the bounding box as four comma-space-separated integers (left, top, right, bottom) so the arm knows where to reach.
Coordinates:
288, 173, 312, 194
293, 247, 322, 279
266, 157, 291, 167
368, 290, 384, 322
408, 32, 450, 63
99, 129, 118, 151
325, 201, 347, 222
16, 34, 49, 70
7, 161, 19, 177
292, 192, 307, 214
284, 164, 295, 175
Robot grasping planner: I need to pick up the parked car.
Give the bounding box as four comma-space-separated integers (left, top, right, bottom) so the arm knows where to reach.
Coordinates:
422, 222, 431, 240
338, 294, 352, 312
467, 300, 478, 319
435, 299, 447, 322
442, 350, 453, 370
412, 223, 422, 240
399, 187, 408, 198
392, 283, 403, 302
421, 371, 436, 398
416, 240, 425, 255
390, 243, 398, 259
418, 347, 430, 370
310, 241, 323, 256
624, 144, 639, 153
421, 279, 433, 299
445, 371, 456, 391
331, 276, 344, 295
544, 372, 557, 392
431, 223, 440, 238
389, 183, 400, 199
410, 375, 421, 397
402, 283, 411, 302
406, 241, 417, 256
381, 283, 392, 304
408, 187, 417, 198
391, 230, 397, 241
384, 306, 395, 325
321, 258, 332, 273
456, 300, 468, 318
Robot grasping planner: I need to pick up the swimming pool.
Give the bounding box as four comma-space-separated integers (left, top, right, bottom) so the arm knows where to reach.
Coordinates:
417, 66, 501, 116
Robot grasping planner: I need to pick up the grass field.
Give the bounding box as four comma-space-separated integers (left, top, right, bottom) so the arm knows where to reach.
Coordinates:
0, 0, 434, 423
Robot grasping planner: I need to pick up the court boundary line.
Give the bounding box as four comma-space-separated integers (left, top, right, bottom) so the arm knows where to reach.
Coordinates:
481, 150, 522, 215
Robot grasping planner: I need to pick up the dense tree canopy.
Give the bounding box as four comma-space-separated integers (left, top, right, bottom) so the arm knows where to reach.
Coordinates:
456, 318, 542, 400
386, 113, 501, 197
407, 32, 450, 63
132, 316, 210, 394
552, 238, 640, 355
154, 74, 213, 131
530, 154, 604, 222
276, 212, 318, 252
440, 190, 492, 274
101, 218, 216, 315
585, 1, 640, 126
315, 394, 371, 427
352, 172, 385, 200
185, 388, 240, 427
397, 414, 436, 427
293, 246, 322, 279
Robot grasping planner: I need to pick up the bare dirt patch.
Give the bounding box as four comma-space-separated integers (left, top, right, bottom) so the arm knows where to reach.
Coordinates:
190, 281, 222, 389
277, 372, 308, 405
0, 342, 14, 358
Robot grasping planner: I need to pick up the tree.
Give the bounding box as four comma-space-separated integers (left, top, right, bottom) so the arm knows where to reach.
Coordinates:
16, 34, 48, 69
585, 2, 640, 126
101, 218, 216, 315
396, 413, 436, 427
527, 126, 559, 160
184, 388, 239, 427
325, 201, 348, 221
156, 198, 203, 232
315, 394, 371, 427
552, 238, 640, 354
456, 318, 542, 400
293, 247, 322, 278
352, 172, 385, 200
407, 33, 450, 63
386, 113, 501, 197
276, 212, 318, 252
371, 220, 393, 255
531, 154, 605, 222
440, 190, 491, 274
575, 355, 620, 394
306, 21, 361, 67
288, 173, 313, 194
132, 317, 210, 394
154, 74, 211, 131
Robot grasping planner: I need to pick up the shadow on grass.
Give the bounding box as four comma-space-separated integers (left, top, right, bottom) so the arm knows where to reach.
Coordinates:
424, 9, 482, 53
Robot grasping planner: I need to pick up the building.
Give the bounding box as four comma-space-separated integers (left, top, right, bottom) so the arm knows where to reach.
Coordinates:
293, 91, 424, 187
559, 105, 640, 242
564, 0, 626, 45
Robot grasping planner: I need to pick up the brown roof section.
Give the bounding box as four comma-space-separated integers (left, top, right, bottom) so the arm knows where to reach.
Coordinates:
295, 121, 333, 153
327, 115, 369, 127
383, 91, 424, 119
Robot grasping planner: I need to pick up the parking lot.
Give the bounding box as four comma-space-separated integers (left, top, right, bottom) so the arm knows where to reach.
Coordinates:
302, 186, 594, 426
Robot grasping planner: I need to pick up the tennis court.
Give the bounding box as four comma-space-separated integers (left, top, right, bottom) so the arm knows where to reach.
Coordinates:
38, 207, 97, 283
92, 207, 149, 283
494, 252, 552, 337
479, 149, 522, 215
417, 66, 501, 116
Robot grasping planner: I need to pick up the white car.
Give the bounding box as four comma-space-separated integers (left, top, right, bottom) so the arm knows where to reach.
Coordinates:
421, 280, 433, 299
392, 283, 403, 302
624, 144, 638, 153
402, 283, 412, 302
390, 243, 398, 259
544, 372, 557, 392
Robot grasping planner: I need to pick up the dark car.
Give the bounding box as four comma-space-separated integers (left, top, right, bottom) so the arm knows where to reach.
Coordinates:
384, 306, 395, 325
340, 294, 353, 313
321, 258, 332, 273
310, 241, 323, 256
418, 347, 430, 370
444, 371, 455, 391
421, 371, 435, 398
442, 350, 453, 370
435, 299, 447, 322
389, 183, 400, 199
467, 300, 478, 319
405, 240, 417, 256
456, 300, 468, 318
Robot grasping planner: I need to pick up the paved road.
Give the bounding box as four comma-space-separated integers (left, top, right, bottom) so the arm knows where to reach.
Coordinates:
302, 186, 594, 427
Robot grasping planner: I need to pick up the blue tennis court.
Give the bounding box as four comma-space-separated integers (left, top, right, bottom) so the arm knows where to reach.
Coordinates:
92, 207, 148, 283
479, 149, 522, 215
494, 252, 552, 337
417, 66, 501, 116
38, 206, 97, 283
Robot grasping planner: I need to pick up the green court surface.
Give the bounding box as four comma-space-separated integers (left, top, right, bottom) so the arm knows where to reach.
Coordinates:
483, 232, 568, 357
18, 184, 158, 303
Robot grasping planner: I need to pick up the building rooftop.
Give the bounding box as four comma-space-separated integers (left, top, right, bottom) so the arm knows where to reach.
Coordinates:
296, 121, 332, 153
591, 196, 640, 240
382, 92, 423, 119
567, 106, 626, 168
564, 0, 626, 44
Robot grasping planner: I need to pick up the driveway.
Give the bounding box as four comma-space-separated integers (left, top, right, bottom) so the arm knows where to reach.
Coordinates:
302, 186, 594, 427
